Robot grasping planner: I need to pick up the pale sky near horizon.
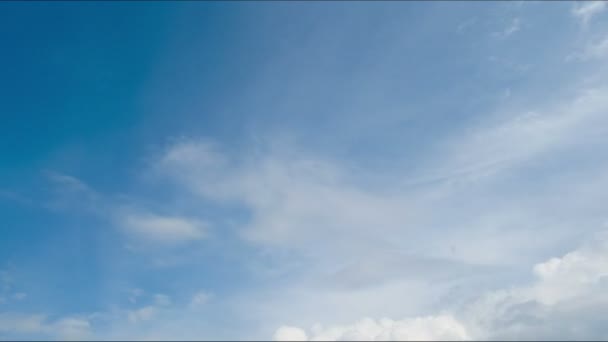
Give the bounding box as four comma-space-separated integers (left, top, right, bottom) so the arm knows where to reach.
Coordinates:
2, 1, 608, 340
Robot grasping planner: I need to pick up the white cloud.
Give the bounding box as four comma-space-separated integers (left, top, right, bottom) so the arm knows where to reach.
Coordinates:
274, 231, 608, 340
150, 77, 608, 336
0, 314, 91, 340
121, 212, 206, 244
46, 171, 92, 194
6, 5, 608, 341
572, 1, 607, 26
411, 84, 608, 188
155, 82, 608, 268
125, 294, 173, 325
275, 315, 470, 341
128, 306, 158, 323
274, 326, 308, 341
153, 294, 172, 306
530, 232, 608, 306
0, 313, 47, 335
462, 231, 608, 340
55, 317, 91, 341
492, 17, 520, 38
158, 141, 411, 251
574, 35, 608, 61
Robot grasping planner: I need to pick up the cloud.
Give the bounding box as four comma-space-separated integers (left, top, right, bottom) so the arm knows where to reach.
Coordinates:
127, 306, 158, 323
0, 313, 91, 341
275, 315, 470, 341
572, 1, 607, 26
530, 232, 608, 306
54, 317, 91, 341
274, 326, 308, 341
573, 34, 608, 61
492, 17, 520, 39
45, 172, 92, 193
157, 141, 411, 251
149, 75, 608, 335
274, 231, 608, 340
120, 212, 206, 245
42, 171, 210, 248
0, 313, 47, 335
410, 84, 608, 188
154, 81, 608, 268
123, 294, 175, 325
153, 294, 172, 307
462, 231, 608, 340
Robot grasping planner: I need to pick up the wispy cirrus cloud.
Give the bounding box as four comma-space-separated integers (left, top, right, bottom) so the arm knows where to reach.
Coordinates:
120, 212, 206, 245
572, 1, 607, 26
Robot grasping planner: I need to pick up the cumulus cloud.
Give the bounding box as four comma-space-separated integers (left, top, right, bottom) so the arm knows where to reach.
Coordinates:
127, 306, 158, 323
274, 231, 608, 341
530, 232, 608, 306
274, 326, 308, 341
461, 231, 608, 339
54, 317, 91, 341
275, 315, 470, 341
125, 294, 173, 325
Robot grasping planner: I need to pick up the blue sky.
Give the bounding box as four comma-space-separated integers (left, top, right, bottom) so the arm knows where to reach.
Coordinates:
2, 1, 608, 340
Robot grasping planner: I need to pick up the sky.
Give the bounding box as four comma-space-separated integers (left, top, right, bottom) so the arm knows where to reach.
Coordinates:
1, 1, 608, 340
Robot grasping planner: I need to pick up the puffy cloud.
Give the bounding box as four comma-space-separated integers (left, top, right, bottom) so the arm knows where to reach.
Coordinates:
274, 326, 308, 341
275, 316, 469, 341
530, 232, 608, 306
463, 231, 608, 340
55, 317, 91, 341
127, 305, 158, 323
274, 232, 608, 340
